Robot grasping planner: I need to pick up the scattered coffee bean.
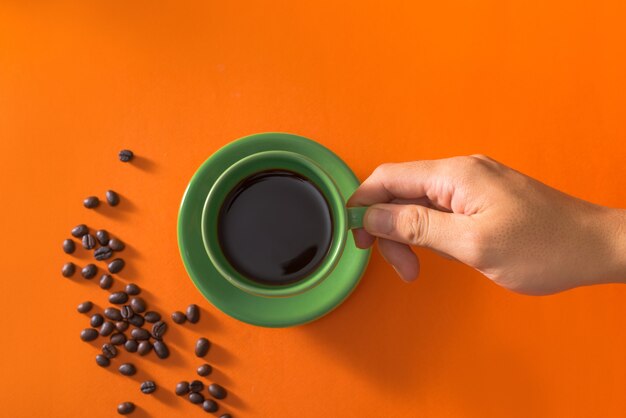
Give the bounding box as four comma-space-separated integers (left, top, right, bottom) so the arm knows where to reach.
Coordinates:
96, 354, 110, 367
137, 340, 152, 356
62, 262, 76, 278
77, 301, 93, 313
189, 380, 204, 393
195, 337, 210, 357
84, 196, 100, 209
171, 311, 186, 324
117, 402, 135, 415
197, 364, 212, 377
106, 190, 120, 206
109, 291, 129, 305
82, 234, 96, 250
95, 229, 110, 246
81, 264, 97, 279
121, 305, 134, 320
124, 340, 138, 353
151, 321, 167, 340
109, 238, 125, 251
119, 149, 134, 162
208, 383, 227, 400
63, 239, 75, 254
110, 333, 127, 345
186, 304, 200, 323
140, 380, 157, 394
175, 381, 190, 396
130, 297, 146, 313
108, 258, 125, 274
189, 392, 204, 404
128, 314, 145, 327
94, 246, 113, 261
203, 399, 218, 413
131, 328, 150, 341
71, 224, 89, 238
100, 321, 115, 337
119, 363, 137, 376
144, 311, 161, 323
153, 340, 169, 359
125, 283, 140, 295
102, 343, 118, 359
90, 313, 104, 327
104, 307, 123, 321
219, 415, 232, 418
116, 321, 129, 332
99, 274, 113, 290
80, 328, 98, 342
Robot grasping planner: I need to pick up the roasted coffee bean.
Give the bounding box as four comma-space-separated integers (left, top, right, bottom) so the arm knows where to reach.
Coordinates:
96, 354, 110, 367
171, 311, 186, 324
63, 239, 75, 254
128, 314, 145, 327
104, 307, 123, 321
117, 402, 135, 415
144, 311, 161, 323
125, 283, 140, 295
82, 234, 96, 250
189, 392, 204, 404
137, 340, 152, 356
124, 339, 138, 353
203, 399, 218, 413
109, 291, 129, 305
119, 149, 134, 162
116, 321, 129, 332
99, 274, 113, 290
108, 258, 125, 274
186, 304, 200, 323
175, 381, 190, 396
80, 328, 98, 342
81, 264, 97, 279
84, 196, 100, 209
130, 298, 146, 313
153, 341, 169, 359
102, 343, 118, 359
62, 262, 76, 278
140, 380, 156, 394
110, 332, 127, 345
94, 246, 113, 261
195, 338, 210, 357
100, 321, 115, 337
77, 301, 93, 313
121, 305, 134, 320
151, 321, 167, 340
219, 415, 232, 418
71, 224, 89, 238
90, 314, 104, 327
95, 229, 110, 246
131, 328, 150, 340
109, 238, 125, 251
119, 363, 137, 376
106, 190, 120, 206
197, 364, 212, 377
208, 383, 227, 400
189, 380, 204, 393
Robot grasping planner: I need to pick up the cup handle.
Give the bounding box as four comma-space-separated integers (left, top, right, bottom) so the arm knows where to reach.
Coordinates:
347, 206, 368, 229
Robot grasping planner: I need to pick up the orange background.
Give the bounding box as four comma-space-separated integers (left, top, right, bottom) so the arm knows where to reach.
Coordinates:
1, 1, 626, 417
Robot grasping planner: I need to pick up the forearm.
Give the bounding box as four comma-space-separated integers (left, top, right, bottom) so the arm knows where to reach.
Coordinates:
593, 206, 626, 285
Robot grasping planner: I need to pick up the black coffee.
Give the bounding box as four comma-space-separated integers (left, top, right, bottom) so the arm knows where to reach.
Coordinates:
217, 170, 333, 285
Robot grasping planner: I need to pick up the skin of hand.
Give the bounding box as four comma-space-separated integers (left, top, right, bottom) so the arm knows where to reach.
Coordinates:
348, 155, 626, 295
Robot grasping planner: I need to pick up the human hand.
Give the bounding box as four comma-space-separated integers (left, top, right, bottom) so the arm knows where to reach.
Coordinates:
349, 155, 626, 295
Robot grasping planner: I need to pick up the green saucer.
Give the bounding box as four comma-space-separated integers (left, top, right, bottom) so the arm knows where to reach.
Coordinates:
177, 133, 371, 327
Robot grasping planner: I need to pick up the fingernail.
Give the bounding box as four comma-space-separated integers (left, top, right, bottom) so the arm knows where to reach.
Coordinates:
364, 208, 393, 235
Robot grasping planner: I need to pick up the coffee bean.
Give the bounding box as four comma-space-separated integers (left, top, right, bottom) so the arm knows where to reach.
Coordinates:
62, 262, 76, 278
108, 258, 125, 274
219, 415, 232, 418
153, 341, 169, 359
77, 301, 93, 313
130, 297, 146, 313
151, 321, 167, 340
119, 149, 134, 162
81, 264, 97, 279
197, 364, 212, 377
106, 190, 120, 206
124, 339, 138, 353
128, 314, 145, 327
125, 283, 140, 295
109, 292, 128, 305
102, 343, 118, 359
84, 196, 99, 209
90, 314, 104, 327
175, 381, 190, 396
121, 305, 134, 320
117, 402, 135, 415
116, 321, 129, 332
94, 246, 113, 261
208, 383, 227, 400
186, 304, 200, 323
96, 354, 110, 367
95, 229, 110, 246
80, 328, 98, 342
202, 399, 218, 413
110, 332, 127, 345
189, 380, 204, 393
100, 321, 115, 337
99, 274, 113, 290
109, 238, 125, 251
195, 338, 210, 357
63, 239, 75, 254
137, 340, 152, 356
119, 363, 136, 376
131, 328, 150, 341
171, 311, 186, 324
71, 224, 89, 238
189, 392, 204, 404
140, 380, 156, 394
82, 234, 96, 250
144, 311, 161, 323
104, 307, 123, 321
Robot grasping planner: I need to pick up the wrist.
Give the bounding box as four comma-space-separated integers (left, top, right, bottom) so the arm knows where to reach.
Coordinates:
595, 207, 626, 284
